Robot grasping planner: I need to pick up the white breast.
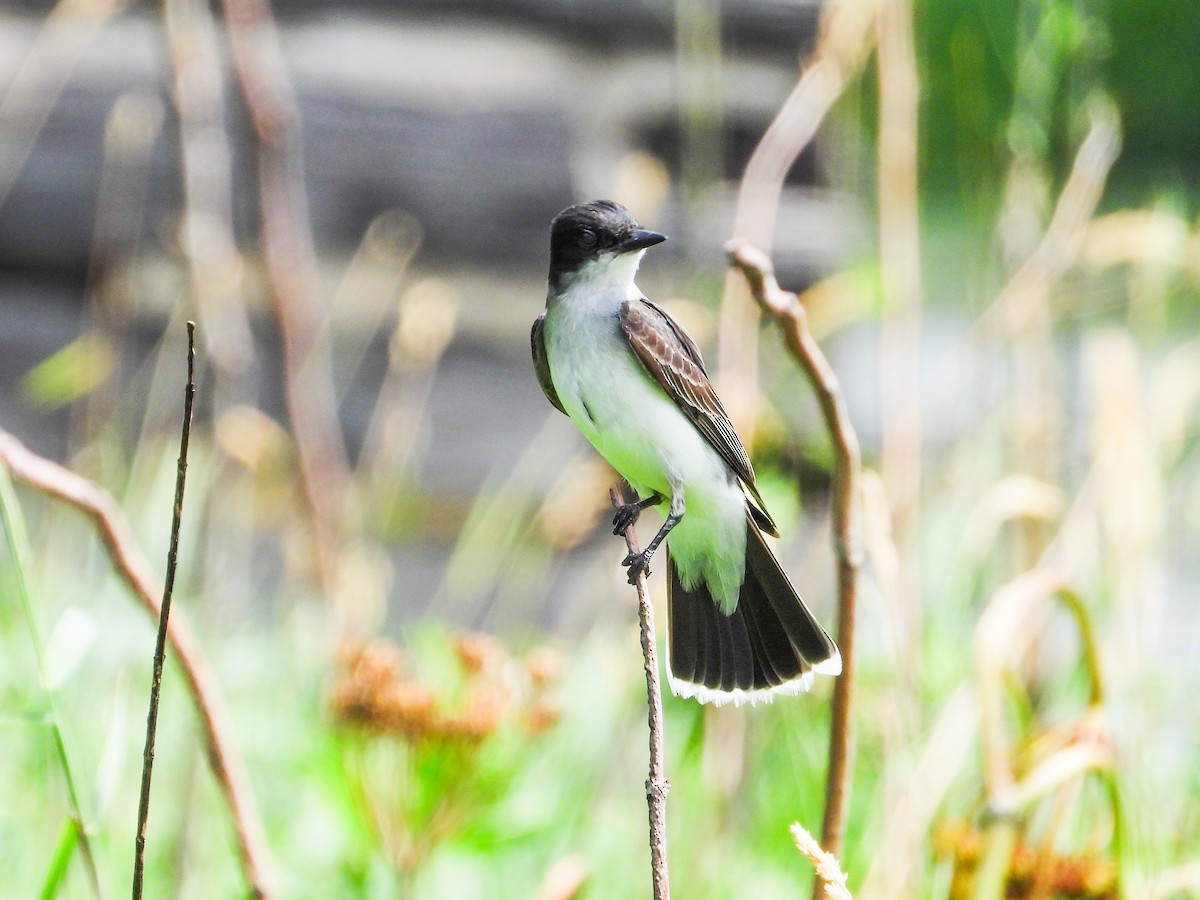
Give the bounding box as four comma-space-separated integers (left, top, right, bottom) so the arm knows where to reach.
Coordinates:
543, 276, 747, 611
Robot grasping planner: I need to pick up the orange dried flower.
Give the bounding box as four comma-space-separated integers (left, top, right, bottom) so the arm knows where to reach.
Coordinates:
332, 639, 435, 736
522, 701, 562, 735
340, 639, 404, 686
454, 631, 506, 675
377, 681, 438, 738
445, 682, 510, 741
523, 646, 564, 687
936, 819, 1117, 899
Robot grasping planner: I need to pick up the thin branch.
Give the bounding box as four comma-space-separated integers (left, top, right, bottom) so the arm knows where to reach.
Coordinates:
610, 483, 670, 900
0, 437, 273, 897
725, 241, 863, 879
132, 322, 197, 897
717, 12, 873, 889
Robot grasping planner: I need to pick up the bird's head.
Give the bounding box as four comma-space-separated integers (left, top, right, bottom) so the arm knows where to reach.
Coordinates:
548, 200, 666, 294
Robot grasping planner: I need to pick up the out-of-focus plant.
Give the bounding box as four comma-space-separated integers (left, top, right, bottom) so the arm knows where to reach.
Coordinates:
931, 573, 1120, 900
329, 631, 563, 882
937, 819, 1117, 900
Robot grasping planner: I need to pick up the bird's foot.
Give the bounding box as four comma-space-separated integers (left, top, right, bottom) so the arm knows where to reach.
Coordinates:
612, 504, 642, 536
622, 550, 653, 584
611, 490, 663, 536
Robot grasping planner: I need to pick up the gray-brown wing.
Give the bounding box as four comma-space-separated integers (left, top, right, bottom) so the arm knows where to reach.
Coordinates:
638, 297, 710, 375
531, 314, 567, 415
619, 298, 778, 535
619, 298, 756, 486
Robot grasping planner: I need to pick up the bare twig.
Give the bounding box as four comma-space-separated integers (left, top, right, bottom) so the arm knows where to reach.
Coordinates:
725, 241, 863, 880
717, 14, 872, 890
610, 483, 670, 900
132, 322, 196, 897
0, 438, 273, 896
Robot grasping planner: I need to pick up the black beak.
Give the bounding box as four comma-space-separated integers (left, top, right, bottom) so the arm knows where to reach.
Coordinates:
619, 228, 667, 253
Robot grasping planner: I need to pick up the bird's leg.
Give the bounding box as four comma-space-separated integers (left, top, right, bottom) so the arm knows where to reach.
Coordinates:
612, 489, 664, 536
622, 483, 684, 584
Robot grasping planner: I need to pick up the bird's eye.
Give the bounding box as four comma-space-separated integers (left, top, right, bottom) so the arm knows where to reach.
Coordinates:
578, 229, 598, 250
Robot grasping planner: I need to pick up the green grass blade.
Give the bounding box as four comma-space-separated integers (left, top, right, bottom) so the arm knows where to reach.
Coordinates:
39, 819, 79, 900
0, 468, 102, 897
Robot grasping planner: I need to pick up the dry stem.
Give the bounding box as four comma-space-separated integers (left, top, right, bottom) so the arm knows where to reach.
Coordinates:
220, 0, 352, 597
132, 322, 197, 896
980, 103, 1121, 338
610, 483, 671, 900
874, 0, 924, 674
0, 433, 273, 897
725, 241, 863, 878
162, 0, 254, 372
718, 0, 878, 422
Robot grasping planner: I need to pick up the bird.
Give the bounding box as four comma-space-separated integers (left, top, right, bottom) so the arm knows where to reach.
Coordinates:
531, 199, 840, 706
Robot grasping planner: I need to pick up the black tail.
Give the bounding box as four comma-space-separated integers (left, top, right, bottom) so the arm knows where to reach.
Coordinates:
665, 521, 840, 705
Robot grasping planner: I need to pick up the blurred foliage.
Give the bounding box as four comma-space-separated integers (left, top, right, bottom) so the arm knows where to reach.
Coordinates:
21, 335, 118, 410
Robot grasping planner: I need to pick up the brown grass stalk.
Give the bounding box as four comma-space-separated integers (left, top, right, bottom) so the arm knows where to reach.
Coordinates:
972, 568, 1117, 900
0, 432, 273, 897
0, 0, 131, 213
725, 241, 863, 882
219, 0, 352, 599
974, 570, 1107, 815
162, 0, 255, 373
610, 483, 671, 900
718, 12, 874, 888
980, 102, 1121, 338
719, 0, 877, 428
874, 0, 924, 678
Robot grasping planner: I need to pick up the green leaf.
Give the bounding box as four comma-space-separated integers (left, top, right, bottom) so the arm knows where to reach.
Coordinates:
21, 334, 116, 409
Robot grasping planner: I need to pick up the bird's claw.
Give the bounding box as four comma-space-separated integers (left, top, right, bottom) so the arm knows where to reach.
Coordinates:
612, 504, 640, 536
622, 550, 652, 583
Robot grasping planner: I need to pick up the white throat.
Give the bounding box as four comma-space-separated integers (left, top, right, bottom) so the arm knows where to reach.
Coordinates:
555, 250, 646, 307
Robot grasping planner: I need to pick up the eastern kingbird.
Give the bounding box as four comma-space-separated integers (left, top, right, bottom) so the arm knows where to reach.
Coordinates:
532, 200, 841, 706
